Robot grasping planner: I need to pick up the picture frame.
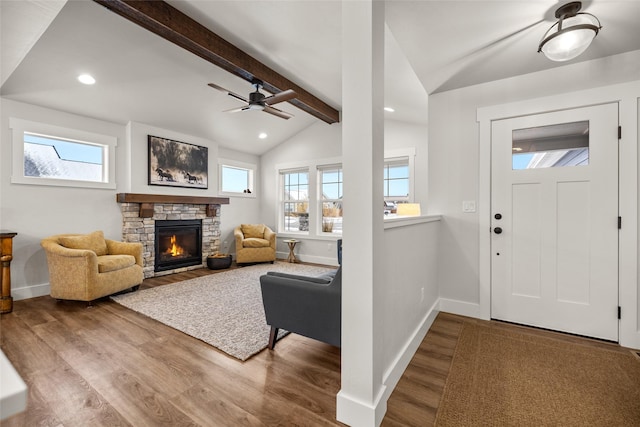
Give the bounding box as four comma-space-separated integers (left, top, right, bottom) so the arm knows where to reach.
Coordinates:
148, 135, 208, 189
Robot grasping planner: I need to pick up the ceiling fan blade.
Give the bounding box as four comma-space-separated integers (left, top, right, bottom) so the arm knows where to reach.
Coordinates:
208, 83, 248, 103
223, 106, 251, 114
263, 105, 294, 120
263, 89, 297, 106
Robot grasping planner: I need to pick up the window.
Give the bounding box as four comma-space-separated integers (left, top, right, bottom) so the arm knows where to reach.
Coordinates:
277, 150, 416, 235
219, 159, 255, 196
384, 157, 410, 201
10, 118, 116, 189
512, 121, 589, 170
282, 169, 309, 232
319, 166, 343, 234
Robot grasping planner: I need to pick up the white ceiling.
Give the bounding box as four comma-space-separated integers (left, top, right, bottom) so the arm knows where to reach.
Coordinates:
2, 0, 640, 155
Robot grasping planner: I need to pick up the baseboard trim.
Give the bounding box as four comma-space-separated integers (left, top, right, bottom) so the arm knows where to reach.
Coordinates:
336, 384, 387, 427
382, 298, 440, 396
337, 298, 440, 426
12, 283, 50, 301
439, 298, 481, 318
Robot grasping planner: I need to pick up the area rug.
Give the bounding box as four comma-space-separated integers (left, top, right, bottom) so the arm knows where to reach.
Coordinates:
435, 322, 640, 426
111, 262, 335, 361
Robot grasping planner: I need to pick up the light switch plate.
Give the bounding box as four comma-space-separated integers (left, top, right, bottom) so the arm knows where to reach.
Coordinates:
462, 200, 476, 213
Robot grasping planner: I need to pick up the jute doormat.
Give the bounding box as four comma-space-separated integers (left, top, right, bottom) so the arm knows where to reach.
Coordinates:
435, 322, 640, 426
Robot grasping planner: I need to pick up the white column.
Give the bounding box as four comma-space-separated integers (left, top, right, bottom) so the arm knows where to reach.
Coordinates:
337, 1, 386, 426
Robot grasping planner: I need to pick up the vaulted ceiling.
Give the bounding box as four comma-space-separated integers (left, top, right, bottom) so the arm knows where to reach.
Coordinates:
2, 1, 640, 155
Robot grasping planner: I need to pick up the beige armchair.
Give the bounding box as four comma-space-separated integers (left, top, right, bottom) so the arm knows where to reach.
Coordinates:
41, 230, 143, 303
234, 224, 276, 265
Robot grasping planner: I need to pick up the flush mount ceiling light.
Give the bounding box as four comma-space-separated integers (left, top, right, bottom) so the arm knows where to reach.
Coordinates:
538, 1, 601, 62
77, 73, 96, 85
258, 132, 268, 139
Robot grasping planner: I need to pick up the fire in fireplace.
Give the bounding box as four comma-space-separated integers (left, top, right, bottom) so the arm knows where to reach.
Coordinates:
155, 219, 202, 272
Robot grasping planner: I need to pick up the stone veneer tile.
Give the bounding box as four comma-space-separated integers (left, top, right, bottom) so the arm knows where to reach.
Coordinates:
119, 202, 221, 278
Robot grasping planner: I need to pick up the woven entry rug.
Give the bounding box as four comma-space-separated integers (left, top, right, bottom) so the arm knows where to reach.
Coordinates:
111, 262, 335, 361
435, 322, 640, 426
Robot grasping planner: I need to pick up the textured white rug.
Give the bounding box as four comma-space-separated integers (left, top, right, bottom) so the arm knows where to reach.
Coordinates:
110, 262, 335, 361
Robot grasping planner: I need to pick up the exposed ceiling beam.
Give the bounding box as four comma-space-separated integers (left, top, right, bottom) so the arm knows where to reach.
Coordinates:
93, 0, 340, 124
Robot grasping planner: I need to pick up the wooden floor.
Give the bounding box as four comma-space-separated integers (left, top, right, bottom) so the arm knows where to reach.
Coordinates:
1, 265, 632, 426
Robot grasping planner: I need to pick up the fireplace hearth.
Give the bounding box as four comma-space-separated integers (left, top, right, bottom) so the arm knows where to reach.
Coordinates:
155, 219, 202, 272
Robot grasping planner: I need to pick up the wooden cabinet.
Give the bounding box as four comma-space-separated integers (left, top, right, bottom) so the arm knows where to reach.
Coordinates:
1, 231, 17, 314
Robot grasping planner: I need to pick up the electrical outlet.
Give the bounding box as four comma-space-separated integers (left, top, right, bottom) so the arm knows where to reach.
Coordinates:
421, 287, 425, 303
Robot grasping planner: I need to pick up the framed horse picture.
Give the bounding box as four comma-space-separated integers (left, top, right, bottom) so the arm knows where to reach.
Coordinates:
148, 135, 208, 189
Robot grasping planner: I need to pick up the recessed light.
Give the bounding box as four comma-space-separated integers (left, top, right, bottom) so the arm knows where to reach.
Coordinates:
77, 74, 96, 85
384, 107, 395, 112
258, 133, 268, 139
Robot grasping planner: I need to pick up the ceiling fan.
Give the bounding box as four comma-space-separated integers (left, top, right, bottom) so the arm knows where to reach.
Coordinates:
208, 78, 297, 120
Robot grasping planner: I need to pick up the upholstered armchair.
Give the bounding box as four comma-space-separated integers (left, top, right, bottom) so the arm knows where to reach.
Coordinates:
41, 230, 143, 303
234, 224, 276, 264
260, 239, 342, 349
260, 267, 341, 349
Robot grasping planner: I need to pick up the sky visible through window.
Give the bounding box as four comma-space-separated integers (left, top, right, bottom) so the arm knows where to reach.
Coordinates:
512, 153, 534, 170
221, 165, 249, 192
25, 133, 102, 164
322, 169, 342, 199
384, 164, 409, 198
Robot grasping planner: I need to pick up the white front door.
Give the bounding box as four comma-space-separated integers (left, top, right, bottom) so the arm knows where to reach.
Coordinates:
491, 103, 619, 341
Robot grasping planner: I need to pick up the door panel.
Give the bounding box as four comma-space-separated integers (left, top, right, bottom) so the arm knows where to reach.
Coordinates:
512, 183, 541, 298
491, 103, 618, 341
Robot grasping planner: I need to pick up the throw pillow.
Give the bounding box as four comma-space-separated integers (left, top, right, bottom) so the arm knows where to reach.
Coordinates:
241, 224, 265, 239
59, 230, 108, 256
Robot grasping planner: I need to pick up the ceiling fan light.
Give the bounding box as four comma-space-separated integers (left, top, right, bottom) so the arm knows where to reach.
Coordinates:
538, 3, 601, 62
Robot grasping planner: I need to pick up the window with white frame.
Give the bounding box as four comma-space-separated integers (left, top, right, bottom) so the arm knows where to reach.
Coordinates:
384, 157, 410, 201
277, 150, 416, 235
219, 159, 255, 196
319, 165, 343, 234
10, 118, 116, 189
281, 169, 309, 233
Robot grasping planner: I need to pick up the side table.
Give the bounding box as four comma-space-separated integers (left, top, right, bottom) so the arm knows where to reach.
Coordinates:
1, 231, 17, 314
283, 239, 299, 263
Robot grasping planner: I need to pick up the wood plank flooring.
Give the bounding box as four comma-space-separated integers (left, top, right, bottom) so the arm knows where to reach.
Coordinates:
1, 265, 633, 426
1, 265, 343, 427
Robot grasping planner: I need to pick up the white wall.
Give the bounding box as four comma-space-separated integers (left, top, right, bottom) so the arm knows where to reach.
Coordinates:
260, 118, 428, 265
0, 100, 259, 298
429, 50, 640, 347
217, 146, 261, 255
380, 218, 440, 404
0, 98, 126, 299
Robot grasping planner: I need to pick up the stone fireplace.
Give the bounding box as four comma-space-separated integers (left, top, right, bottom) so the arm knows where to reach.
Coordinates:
117, 193, 229, 278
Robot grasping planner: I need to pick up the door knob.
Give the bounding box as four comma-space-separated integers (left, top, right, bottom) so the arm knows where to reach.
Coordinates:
494, 213, 502, 220
494, 227, 503, 234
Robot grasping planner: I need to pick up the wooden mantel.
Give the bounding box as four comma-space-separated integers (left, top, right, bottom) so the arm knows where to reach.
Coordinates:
116, 193, 229, 218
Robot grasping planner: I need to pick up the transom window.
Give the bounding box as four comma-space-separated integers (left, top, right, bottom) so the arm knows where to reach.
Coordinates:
219, 160, 255, 196
512, 121, 590, 170
24, 132, 104, 181
10, 117, 116, 189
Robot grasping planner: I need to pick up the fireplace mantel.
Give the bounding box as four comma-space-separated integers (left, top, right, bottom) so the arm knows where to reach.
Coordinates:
116, 193, 229, 217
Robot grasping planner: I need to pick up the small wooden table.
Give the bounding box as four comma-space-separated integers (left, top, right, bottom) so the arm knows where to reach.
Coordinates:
283, 239, 299, 263
1, 231, 17, 314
